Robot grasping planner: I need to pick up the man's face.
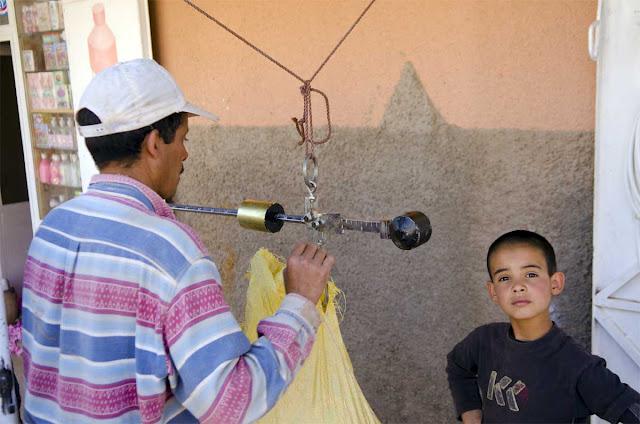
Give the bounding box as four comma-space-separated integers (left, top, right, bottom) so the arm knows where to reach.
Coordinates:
157, 116, 189, 200
486, 244, 563, 323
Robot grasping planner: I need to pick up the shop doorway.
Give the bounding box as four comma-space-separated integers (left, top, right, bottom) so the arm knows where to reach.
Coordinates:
0, 41, 32, 295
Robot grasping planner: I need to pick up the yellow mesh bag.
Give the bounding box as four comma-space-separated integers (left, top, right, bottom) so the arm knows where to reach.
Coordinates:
243, 248, 380, 423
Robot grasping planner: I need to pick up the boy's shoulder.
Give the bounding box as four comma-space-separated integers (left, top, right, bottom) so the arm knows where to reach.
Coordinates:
553, 327, 603, 367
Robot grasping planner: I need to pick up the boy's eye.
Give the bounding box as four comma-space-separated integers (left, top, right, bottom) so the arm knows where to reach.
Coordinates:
497, 276, 510, 282
526, 272, 538, 278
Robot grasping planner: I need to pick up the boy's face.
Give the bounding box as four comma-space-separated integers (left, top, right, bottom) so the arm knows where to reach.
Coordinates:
486, 243, 565, 323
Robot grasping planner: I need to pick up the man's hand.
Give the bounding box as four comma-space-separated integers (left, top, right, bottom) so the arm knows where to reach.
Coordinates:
284, 242, 335, 304
461, 409, 482, 424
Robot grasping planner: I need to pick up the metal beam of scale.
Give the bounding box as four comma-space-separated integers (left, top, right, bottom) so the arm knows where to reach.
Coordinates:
177, 0, 432, 250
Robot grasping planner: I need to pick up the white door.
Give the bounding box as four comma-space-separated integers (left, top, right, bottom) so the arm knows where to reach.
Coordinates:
590, 2, 640, 423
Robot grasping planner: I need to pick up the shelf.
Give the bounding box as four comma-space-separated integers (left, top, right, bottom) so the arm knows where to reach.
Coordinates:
35, 146, 77, 152
41, 182, 81, 190
19, 28, 65, 37
24, 68, 69, 73
31, 108, 74, 114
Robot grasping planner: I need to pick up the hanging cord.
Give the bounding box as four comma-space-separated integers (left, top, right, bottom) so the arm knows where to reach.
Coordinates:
183, 0, 376, 154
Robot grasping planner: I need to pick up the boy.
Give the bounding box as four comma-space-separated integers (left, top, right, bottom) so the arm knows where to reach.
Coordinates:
446, 230, 640, 423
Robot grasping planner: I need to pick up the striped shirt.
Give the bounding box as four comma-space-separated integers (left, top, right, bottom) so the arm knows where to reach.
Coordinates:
22, 174, 321, 423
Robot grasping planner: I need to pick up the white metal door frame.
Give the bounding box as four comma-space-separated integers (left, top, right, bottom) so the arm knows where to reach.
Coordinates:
590, 2, 640, 424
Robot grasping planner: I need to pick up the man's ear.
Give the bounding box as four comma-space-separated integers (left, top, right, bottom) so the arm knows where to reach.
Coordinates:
550, 271, 565, 296
486, 281, 498, 304
141, 129, 162, 160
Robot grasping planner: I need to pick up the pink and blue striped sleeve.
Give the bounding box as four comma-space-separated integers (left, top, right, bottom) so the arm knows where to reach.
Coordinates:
163, 257, 321, 423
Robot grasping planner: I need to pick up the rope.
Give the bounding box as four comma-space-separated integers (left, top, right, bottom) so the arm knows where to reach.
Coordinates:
308, 0, 377, 83
183, 0, 376, 152
182, 0, 305, 83
293, 83, 332, 154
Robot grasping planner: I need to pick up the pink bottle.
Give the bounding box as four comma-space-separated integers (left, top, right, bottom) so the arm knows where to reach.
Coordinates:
88, 3, 117, 74
38, 152, 51, 184
50, 153, 61, 185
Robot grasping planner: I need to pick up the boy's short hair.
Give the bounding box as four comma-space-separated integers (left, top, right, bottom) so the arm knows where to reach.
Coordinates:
486, 230, 557, 278
76, 108, 184, 169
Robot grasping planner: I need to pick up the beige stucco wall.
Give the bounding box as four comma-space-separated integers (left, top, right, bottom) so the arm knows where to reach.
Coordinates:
151, 0, 595, 131
149, 1, 596, 422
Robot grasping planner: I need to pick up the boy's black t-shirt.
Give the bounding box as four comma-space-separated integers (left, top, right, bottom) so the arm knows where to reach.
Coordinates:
446, 323, 640, 423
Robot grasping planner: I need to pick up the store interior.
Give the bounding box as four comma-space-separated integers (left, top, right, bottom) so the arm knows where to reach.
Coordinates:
0, 40, 31, 298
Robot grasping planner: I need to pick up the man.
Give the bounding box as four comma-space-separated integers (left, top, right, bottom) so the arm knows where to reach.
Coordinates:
22, 58, 335, 423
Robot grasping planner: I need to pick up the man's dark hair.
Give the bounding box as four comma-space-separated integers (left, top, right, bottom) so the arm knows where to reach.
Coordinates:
486, 230, 557, 278
76, 108, 185, 169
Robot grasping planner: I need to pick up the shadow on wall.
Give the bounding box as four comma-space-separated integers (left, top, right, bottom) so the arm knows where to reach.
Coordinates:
176, 62, 594, 423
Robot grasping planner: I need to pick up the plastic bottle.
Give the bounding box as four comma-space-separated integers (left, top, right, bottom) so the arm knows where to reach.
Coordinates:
50, 153, 61, 185
65, 116, 75, 149
56, 116, 64, 148
48, 196, 59, 210
69, 153, 80, 187
87, 2, 117, 74
51, 117, 59, 148
56, 116, 65, 148
59, 153, 69, 186
57, 116, 66, 149
56, 116, 65, 149
38, 152, 51, 184
48, 118, 56, 149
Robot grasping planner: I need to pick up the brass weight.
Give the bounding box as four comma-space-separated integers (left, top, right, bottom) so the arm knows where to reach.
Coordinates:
237, 200, 286, 233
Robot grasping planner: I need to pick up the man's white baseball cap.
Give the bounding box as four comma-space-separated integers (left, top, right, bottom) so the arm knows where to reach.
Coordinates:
77, 58, 218, 138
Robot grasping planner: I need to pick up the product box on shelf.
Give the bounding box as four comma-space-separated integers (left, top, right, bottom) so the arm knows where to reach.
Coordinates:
22, 50, 35, 72
26, 72, 51, 109
25, 73, 40, 109
34, 2, 51, 32
43, 42, 56, 70
43, 41, 69, 70
26, 71, 70, 111
55, 42, 68, 69
32, 113, 48, 147
48, 1, 61, 30
21, 1, 64, 34
54, 84, 70, 109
